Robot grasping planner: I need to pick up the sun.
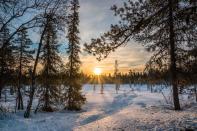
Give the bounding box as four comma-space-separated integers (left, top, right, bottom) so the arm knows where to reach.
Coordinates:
94, 67, 102, 75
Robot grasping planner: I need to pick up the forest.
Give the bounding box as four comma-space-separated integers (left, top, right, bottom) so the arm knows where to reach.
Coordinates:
0, 0, 197, 130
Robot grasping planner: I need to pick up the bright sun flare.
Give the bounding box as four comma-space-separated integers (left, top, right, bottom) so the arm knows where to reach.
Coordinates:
94, 67, 102, 75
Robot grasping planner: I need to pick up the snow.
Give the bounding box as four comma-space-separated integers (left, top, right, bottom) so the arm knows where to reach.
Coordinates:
0, 84, 197, 131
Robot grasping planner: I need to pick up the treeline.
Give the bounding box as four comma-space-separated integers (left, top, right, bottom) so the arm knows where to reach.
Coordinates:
81, 68, 197, 87
0, 0, 85, 118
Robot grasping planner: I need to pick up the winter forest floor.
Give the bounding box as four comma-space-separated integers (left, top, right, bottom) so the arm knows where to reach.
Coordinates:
0, 84, 197, 131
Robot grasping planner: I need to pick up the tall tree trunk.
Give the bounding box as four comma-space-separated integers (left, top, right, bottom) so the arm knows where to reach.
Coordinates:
24, 25, 47, 118
68, 31, 74, 109
17, 42, 24, 110
68, 85, 72, 109
169, 0, 181, 110
17, 90, 24, 109
24, 70, 36, 118
44, 85, 50, 111
46, 31, 50, 109
0, 55, 4, 99
43, 40, 51, 111
0, 72, 4, 99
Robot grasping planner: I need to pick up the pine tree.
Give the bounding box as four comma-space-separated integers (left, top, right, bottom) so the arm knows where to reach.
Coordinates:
14, 27, 34, 110
39, 14, 62, 112
0, 26, 15, 98
85, 0, 197, 110
65, 0, 86, 110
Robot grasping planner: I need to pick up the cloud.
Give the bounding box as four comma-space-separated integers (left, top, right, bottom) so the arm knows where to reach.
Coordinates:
79, 0, 125, 43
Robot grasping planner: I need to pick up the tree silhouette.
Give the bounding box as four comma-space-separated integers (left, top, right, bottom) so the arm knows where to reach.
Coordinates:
65, 0, 86, 110
39, 14, 62, 112
0, 26, 15, 98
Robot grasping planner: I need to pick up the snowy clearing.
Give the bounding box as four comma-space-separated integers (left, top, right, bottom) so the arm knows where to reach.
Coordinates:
0, 84, 197, 131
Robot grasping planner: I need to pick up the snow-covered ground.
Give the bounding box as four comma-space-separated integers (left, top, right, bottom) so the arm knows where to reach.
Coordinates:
0, 84, 196, 131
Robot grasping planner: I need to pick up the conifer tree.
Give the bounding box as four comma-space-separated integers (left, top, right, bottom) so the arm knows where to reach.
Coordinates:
65, 0, 86, 110
39, 14, 62, 112
0, 26, 15, 98
15, 27, 34, 110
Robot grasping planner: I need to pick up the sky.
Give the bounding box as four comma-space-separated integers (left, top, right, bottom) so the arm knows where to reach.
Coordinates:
78, 0, 151, 75
25, 0, 151, 75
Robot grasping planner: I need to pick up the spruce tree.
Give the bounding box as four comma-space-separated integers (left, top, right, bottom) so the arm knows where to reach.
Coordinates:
15, 27, 34, 110
65, 0, 86, 110
39, 14, 62, 112
85, 0, 197, 110
0, 26, 15, 98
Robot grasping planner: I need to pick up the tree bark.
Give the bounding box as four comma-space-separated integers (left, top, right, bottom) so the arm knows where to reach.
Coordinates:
17, 41, 24, 110
169, 0, 181, 110
43, 35, 51, 111
17, 89, 24, 110
24, 73, 36, 118
24, 25, 47, 118
0, 73, 4, 99
0, 53, 4, 99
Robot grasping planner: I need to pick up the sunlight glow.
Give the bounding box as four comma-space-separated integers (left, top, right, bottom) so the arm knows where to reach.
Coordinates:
94, 67, 102, 75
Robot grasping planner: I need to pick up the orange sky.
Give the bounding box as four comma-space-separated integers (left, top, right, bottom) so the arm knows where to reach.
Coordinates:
80, 44, 150, 75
